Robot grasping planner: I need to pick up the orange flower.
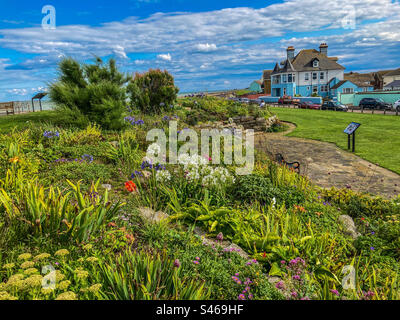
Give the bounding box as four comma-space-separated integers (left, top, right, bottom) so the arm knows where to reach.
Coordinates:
294, 205, 306, 213
125, 181, 137, 193
9, 157, 20, 164
315, 212, 323, 218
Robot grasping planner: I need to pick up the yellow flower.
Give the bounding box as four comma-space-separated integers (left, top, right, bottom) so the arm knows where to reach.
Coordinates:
0, 291, 18, 300
41, 287, 54, 295
24, 268, 39, 275
34, 253, 51, 261
23, 275, 43, 289
55, 270, 65, 282
5, 274, 25, 290
83, 244, 93, 251
86, 257, 99, 264
55, 291, 77, 300
9, 157, 20, 164
88, 284, 102, 294
54, 249, 70, 257
18, 253, 32, 261
2, 263, 15, 270
58, 280, 71, 291
75, 268, 89, 281
21, 261, 35, 269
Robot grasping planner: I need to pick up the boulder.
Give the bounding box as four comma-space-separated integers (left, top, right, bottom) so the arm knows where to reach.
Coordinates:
138, 207, 169, 224
339, 215, 361, 239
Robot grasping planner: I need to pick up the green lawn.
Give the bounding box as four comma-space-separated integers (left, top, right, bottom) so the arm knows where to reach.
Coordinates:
273, 107, 400, 174
0, 111, 60, 133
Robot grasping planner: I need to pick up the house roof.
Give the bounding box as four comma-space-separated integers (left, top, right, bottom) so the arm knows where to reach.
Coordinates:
271, 49, 345, 75
384, 80, 400, 88
330, 80, 348, 90
384, 68, 400, 77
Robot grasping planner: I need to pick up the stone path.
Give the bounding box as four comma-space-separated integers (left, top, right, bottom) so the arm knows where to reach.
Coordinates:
254, 122, 400, 199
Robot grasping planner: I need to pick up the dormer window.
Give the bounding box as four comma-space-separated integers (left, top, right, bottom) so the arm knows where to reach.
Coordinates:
313, 60, 319, 68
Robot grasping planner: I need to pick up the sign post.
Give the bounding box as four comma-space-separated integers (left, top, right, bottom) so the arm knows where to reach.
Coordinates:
344, 122, 361, 152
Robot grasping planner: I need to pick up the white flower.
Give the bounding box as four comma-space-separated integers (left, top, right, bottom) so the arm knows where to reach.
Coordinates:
156, 170, 172, 182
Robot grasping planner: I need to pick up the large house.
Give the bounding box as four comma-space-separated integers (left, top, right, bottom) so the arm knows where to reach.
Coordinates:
270, 43, 373, 98
383, 68, 400, 88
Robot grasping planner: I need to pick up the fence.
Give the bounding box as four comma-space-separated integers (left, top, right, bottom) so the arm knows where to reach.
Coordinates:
338, 90, 400, 106
0, 100, 55, 115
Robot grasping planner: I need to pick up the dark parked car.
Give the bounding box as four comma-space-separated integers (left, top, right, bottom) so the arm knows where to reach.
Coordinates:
359, 98, 392, 110
321, 101, 348, 112
298, 101, 321, 110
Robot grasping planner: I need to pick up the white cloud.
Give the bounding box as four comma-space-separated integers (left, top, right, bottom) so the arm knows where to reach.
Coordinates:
194, 43, 218, 52
0, 0, 400, 96
157, 53, 172, 61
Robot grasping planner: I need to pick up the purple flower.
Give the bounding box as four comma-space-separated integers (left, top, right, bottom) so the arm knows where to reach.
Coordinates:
370, 247, 375, 251
173, 259, 181, 268
238, 294, 246, 300
275, 281, 285, 290
330, 289, 339, 296
216, 232, 224, 242
292, 275, 301, 281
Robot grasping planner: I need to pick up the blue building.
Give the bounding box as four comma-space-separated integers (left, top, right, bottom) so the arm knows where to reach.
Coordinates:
330, 79, 374, 100
270, 43, 372, 99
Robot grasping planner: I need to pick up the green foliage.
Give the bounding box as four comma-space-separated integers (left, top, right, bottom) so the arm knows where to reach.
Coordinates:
128, 69, 179, 114
99, 248, 209, 300
0, 179, 124, 243
233, 174, 306, 207
49, 57, 129, 130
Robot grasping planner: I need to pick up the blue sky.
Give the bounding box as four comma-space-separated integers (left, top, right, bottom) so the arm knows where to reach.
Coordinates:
1, 0, 400, 100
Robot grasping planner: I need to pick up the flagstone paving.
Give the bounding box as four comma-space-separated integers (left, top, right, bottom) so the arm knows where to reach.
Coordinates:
254, 123, 400, 199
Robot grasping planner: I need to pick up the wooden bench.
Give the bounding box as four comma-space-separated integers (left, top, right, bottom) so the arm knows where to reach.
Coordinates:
275, 153, 301, 174
0, 102, 15, 115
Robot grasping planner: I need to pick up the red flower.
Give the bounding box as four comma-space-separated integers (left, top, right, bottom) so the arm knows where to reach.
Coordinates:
125, 181, 137, 193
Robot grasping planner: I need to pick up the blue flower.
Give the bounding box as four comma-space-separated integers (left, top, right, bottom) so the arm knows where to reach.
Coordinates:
82, 154, 94, 163
131, 171, 143, 179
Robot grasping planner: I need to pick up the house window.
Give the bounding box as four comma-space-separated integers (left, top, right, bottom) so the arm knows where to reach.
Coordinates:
321, 85, 328, 92
283, 88, 287, 95
313, 85, 318, 94
305, 73, 309, 81
320, 72, 325, 80
282, 74, 287, 83
293, 74, 296, 83
313, 60, 319, 68
272, 76, 280, 84
312, 73, 317, 80
343, 88, 354, 94
307, 86, 311, 91
362, 87, 369, 92
288, 74, 293, 83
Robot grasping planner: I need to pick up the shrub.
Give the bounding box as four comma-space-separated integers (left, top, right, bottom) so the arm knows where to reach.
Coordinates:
128, 69, 179, 114
49, 57, 129, 130
233, 174, 306, 207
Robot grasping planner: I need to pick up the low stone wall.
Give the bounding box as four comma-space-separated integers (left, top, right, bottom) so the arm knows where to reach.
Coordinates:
231, 115, 278, 132
195, 115, 279, 133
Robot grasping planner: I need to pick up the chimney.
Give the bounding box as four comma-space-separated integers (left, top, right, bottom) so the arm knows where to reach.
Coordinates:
319, 43, 328, 55
287, 46, 295, 60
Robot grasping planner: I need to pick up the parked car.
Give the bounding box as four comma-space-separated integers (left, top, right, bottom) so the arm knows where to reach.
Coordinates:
359, 98, 392, 110
321, 101, 348, 112
393, 99, 400, 111
298, 101, 321, 110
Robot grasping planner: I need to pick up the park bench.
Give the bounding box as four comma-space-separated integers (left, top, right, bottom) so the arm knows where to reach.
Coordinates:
0, 102, 15, 116
275, 153, 301, 174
